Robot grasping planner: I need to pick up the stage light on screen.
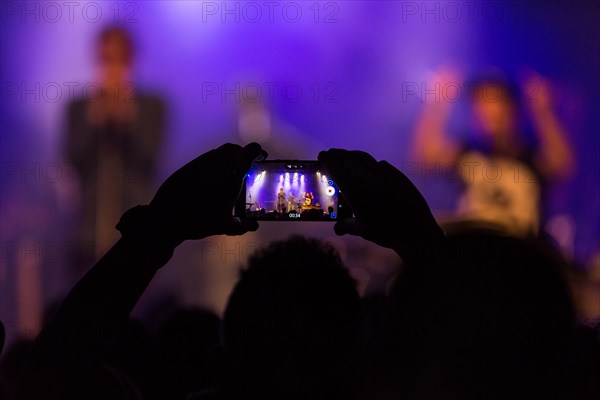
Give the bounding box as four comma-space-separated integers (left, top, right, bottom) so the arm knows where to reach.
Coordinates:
326, 186, 336, 196
248, 168, 267, 206
284, 172, 291, 190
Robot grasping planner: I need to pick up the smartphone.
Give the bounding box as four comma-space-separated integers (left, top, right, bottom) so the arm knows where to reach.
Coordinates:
236, 160, 351, 221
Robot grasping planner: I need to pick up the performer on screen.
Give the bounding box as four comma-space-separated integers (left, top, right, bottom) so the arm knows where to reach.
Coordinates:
287, 192, 297, 212
303, 191, 314, 206
277, 187, 286, 212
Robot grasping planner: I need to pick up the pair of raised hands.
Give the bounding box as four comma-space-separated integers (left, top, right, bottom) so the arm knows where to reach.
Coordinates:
146, 143, 443, 261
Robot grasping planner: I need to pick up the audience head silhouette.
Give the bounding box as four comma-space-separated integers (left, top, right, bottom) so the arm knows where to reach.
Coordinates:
384, 226, 577, 400
222, 236, 362, 399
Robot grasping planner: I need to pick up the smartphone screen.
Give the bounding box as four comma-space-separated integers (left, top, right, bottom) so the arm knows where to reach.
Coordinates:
240, 160, 343, 221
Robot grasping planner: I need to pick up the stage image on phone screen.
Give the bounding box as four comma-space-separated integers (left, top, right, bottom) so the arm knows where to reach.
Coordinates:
243, 161, 340, 221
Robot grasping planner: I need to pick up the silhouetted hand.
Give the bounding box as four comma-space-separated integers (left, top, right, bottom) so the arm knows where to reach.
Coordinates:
318, 149, 444, 262
149, 143, 266, 244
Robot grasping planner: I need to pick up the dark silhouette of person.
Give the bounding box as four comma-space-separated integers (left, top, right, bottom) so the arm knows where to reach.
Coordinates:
149, 308, 220, 400
17, 143, 265, 400
14, 143, 595, 400
321, 149, 599, 400
219, 236, 362, 400
0, 338, 36, 400
378, 229, 578, 400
